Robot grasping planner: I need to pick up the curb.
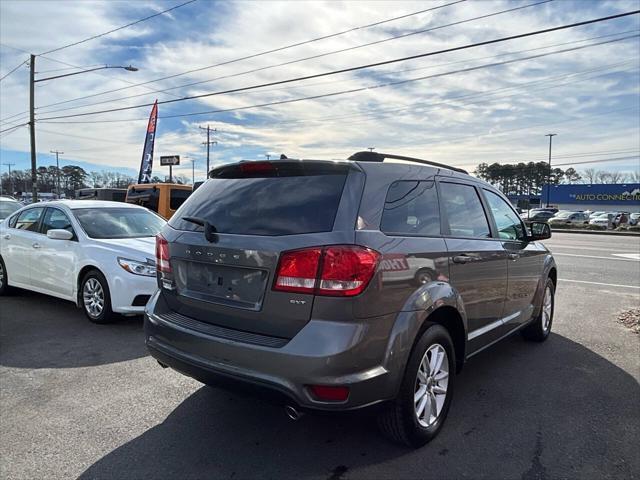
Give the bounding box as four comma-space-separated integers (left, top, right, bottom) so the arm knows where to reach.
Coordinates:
550, 229, 640, 236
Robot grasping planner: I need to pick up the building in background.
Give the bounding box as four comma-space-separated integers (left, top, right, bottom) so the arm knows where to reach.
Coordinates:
508, 184, 640, 212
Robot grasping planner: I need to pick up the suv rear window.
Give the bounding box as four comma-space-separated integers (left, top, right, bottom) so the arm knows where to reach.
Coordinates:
170, 162, 348, 236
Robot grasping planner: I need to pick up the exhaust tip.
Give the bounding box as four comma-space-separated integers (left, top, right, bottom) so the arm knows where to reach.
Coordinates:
285, 405, 303, 421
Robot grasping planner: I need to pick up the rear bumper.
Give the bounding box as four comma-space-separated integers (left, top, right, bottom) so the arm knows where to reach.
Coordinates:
144, 292, 401, 411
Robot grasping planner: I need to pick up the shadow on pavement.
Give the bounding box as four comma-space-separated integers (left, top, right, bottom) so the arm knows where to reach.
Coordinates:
79, 334, 640, 480
0, 289, 147, 369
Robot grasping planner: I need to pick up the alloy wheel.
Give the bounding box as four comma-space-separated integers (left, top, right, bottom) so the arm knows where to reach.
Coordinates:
414, 343, 449, 427
542, 286, 553, 333
0, 262, 4, 289
83, 278, 105, 318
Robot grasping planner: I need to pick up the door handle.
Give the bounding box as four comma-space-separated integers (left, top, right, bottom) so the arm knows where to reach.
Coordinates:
507, 252, 520, 260
452, 254, 474, 264
32, 242, 41, 249
2, 234, 10, 240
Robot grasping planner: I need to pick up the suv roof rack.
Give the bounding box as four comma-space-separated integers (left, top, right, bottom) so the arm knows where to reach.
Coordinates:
347, 151, 468, 174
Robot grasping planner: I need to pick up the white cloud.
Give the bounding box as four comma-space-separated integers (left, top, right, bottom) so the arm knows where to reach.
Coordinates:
1, 0, 639, 178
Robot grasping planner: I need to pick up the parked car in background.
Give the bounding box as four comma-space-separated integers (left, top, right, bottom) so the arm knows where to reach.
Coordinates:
613, 212, 630, 227
629, 213, 640, 226
0, 197, 22, 221
0, 200, 165, 323
76, 188, 127, 202
145, 152, 556, 448
548, 211, 589, 226
589, 213, 615, 229
125, 183, 192, 219
527, 210, 556, 222
588, 211, 607, 219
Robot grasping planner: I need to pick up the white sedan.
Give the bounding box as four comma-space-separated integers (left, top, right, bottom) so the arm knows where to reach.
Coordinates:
0, 200, 165, 323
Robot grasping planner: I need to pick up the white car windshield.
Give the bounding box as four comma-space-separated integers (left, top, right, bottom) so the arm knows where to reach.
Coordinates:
73, 208, 165, 239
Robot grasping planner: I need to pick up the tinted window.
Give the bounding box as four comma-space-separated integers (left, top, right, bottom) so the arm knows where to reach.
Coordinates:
73, 208, 165, 239
170, 189, 191, 210
14, 207, 45, 232
126, 188, 159, 212
42, 208, 75, 236
484, 190, 525, 240
0, 201, 21, 220
170, 170, 348, 236
440, 183, 491, 238
380, 181, 440, 236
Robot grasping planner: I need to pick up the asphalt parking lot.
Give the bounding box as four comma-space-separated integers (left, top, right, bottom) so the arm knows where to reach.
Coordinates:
1, 232, 638, 480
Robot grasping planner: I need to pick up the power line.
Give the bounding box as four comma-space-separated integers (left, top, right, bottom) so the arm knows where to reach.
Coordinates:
34, 0, 549, 113
241, 58, 639, 130
553, 156, 640, 167
0, 58, 27, 82
38, 0, 198, 56
34, 0, 467, 111
35, 10, 640, 122
38, 32, 640, 124
0, 42, 185, 125
0, 122, 29, 134
28, 29, 639, 121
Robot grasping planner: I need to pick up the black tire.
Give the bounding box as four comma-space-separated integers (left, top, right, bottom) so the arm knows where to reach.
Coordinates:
378, 323, 456, 447
0, 256, 10, 296
80, 270, 116, 324
521, 277, 555, 342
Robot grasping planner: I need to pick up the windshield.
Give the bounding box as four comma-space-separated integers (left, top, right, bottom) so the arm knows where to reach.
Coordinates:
73, 207, 165, 239
0, 201, 21, 220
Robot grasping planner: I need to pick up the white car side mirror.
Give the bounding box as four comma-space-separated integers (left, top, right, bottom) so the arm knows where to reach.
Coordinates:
47, 229, 73, 240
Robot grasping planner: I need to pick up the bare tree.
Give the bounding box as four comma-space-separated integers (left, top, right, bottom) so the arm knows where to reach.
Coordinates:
582, 168, 598, 184
608, 171, 628, 184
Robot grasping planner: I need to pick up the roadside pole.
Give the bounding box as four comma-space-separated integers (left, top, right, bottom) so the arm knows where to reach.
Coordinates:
29, 54, 37, 203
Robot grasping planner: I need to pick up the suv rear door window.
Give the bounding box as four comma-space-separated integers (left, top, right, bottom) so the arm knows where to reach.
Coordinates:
483, 190, 525, 240
170, 163, 348, 236
439, 182, 491, 238
380, 180, 440, 236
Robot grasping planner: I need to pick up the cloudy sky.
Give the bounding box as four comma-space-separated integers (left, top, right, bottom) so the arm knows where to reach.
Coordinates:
0, 0, 638, 182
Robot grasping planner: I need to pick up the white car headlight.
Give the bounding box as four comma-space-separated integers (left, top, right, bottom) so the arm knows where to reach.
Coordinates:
117, 257, 156, 277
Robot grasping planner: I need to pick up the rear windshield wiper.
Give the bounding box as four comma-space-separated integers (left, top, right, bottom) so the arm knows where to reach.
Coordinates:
182, 216, 218, 243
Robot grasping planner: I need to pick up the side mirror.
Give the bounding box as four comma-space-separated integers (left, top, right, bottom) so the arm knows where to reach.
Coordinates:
528, 221, 551, 241
47, 229, 73, 241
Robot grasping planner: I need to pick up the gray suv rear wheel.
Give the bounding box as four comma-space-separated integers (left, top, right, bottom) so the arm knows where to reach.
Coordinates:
378, 323, 455, 447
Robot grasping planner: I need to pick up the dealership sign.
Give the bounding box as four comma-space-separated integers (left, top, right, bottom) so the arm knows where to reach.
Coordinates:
542, 184, 640, 205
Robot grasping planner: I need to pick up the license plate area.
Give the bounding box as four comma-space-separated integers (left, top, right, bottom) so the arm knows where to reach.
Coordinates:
173, 259, 269, 310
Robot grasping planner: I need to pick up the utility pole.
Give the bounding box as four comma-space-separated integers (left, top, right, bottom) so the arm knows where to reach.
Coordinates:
545, 133, 557, 207
28, 61, 137, 204
29, 54, 37, 203
199, 125, 217, 175
3, 162, 16, 195
50, 150, 63, 197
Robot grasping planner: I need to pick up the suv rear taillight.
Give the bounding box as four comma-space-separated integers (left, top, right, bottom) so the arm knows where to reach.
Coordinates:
273, 245, 380, 297
155, 234, 171, 273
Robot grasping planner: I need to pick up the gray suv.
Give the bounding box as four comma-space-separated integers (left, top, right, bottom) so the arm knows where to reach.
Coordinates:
145, 151, 556, 447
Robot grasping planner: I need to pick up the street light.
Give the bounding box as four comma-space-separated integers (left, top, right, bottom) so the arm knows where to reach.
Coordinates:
28, 58, 138, 202
545, 133, 557, 207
